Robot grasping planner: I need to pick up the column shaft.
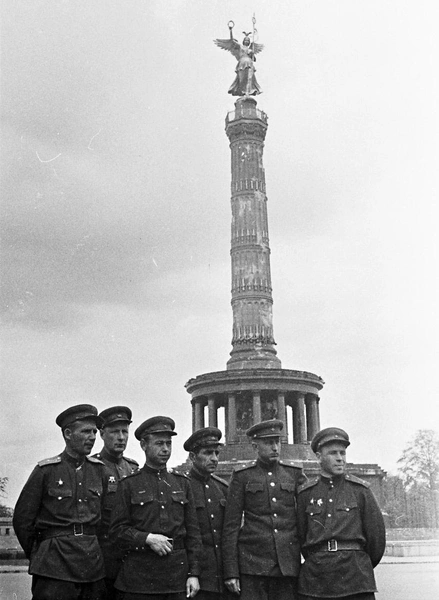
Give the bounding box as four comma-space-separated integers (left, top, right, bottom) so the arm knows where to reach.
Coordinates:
294, 392, 307, 443
208, 395, 217, 427
194, 400, 205, 430
277, 391, 287, 440
252, 391, 261, 425
228, 394, 237, 440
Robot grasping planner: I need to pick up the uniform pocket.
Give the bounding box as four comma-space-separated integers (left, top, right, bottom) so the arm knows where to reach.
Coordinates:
47, 487, 73, 500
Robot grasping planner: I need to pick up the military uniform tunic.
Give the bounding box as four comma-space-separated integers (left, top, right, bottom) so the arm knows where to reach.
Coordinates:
13, 451, 107, 583
187, 466, 229, 597
222, 459, 306, 580
297, 474, 386, 598
109, 464, 202, 595
93, 448, 139, 580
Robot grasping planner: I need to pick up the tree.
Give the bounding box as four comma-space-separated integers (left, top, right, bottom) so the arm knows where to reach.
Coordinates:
0, 476, 13, 517
397, 429, 439, 491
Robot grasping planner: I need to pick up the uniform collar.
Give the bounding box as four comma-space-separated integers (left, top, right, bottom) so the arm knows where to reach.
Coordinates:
62, 449, 85, 469
320, 473, 345, 485
142, 462, 167, 475
256, 458, 279, 471
190, 465, 211, 483
97, 447, 123, 464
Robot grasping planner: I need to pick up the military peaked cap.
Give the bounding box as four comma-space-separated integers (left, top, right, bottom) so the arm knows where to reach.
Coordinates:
246, 419, 284, 439
56, 404, 103, 429
311, 427, 350, 453
135, 416, 177, 440
183, 427, 223, 452
99, 406, 132, 427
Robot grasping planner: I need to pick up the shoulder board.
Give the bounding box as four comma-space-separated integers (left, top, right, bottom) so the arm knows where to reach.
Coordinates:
168, 468, 189, 478
124, 456, 139, 466
38, 455, 62, 467
86, 456, 105, 465
279, 459, 303, 469
124, 469, 142, 479
298, 477, 319, 493
234, 461, 257, 472
212, 473, 229, 487
345, 473, 370, 488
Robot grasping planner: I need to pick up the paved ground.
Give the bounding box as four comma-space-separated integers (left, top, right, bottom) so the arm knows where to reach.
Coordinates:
1, 561, 438, 600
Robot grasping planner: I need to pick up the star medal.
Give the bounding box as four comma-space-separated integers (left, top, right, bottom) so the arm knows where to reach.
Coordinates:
317, 498, 323, 506
57, 479, 64, 486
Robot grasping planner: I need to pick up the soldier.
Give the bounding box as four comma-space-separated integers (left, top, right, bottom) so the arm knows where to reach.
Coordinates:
93, 406, 139, 599
109, 416, 202, 600
222, 419, 306, 600
297, 427, 386, 600
183, 427, 230, 600
13, 404, 107, 600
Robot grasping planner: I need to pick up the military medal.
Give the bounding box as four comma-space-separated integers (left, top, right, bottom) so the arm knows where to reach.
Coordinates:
57, 479, 63, 486
109, 476, 116, 483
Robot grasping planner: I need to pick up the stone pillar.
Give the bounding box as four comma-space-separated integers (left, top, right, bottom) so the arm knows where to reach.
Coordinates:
277, 391, 287, 440
252, 391, 261, 425
228, 393, 237, 441
306, 395, 319, 441
208, 395, 217, 427
293, 392, 307, 444
194, 399, 205, 430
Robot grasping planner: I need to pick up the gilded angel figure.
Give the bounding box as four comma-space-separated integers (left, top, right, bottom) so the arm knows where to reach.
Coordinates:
214, 21, 264, 97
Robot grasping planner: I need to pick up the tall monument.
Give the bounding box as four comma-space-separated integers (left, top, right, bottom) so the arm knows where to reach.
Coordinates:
185, 22, 324, 464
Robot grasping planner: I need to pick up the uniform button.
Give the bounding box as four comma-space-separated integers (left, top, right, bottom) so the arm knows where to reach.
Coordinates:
328, 514, 332, 517
205, 484, 209, 489
79, 483, 82, 486
272, 498, 277, 502
213, 529, 217, 533
268, 472, 272, 476
161, 505, 165, 509
58, 497, 62, 500
140, 502, 144, 506
273, 513, 277, 518
270, 482, 275, 487
274, 529, 278, 533
215, 544, 219, 548
208, 499, 211, 502
211, 514, 214, 519
329, 499, 333, 502
346, 508, 350, 512
78, 499, 82, 502
329, 480, 333, 484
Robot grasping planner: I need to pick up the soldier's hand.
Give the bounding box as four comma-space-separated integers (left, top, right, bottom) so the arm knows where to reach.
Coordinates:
145, 533, 173, 556
186, 576, 199, 598
225, 578, 241, 594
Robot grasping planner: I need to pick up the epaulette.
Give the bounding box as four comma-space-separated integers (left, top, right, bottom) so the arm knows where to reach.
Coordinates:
124, 456, 139, 466
298, 477, 319, 493
124, 469, 142, 479
212, 473, 229, 487
234, 461, 257, 472
86, 456, 105, 465
38, 455, 62, 467
345, 473, 370, 488
279, 459, 303, 470
168, 468, 189, 478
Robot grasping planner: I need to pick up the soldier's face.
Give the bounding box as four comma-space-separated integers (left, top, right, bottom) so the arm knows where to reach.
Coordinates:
101, 422, 129, 456
253, 437, 280, 464
141, 433, 172, 469
64, 418, 97, 457
191, 447, 220, 475
317, 442, 347, 477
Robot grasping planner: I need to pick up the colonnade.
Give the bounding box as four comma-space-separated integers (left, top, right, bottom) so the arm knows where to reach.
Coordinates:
192, 390, 320, 445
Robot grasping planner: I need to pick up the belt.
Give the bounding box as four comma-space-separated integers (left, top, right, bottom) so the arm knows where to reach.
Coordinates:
38, 524, 97, 540
309, 540, 363, 553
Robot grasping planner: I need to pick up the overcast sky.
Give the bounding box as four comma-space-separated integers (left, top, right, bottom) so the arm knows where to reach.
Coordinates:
1, 0, 438, 505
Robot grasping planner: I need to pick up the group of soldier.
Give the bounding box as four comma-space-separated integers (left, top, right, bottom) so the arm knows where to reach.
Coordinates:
13, 403, 386, 600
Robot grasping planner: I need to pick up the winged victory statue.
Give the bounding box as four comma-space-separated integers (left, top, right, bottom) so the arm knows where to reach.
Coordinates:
214, 19, 264, 97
